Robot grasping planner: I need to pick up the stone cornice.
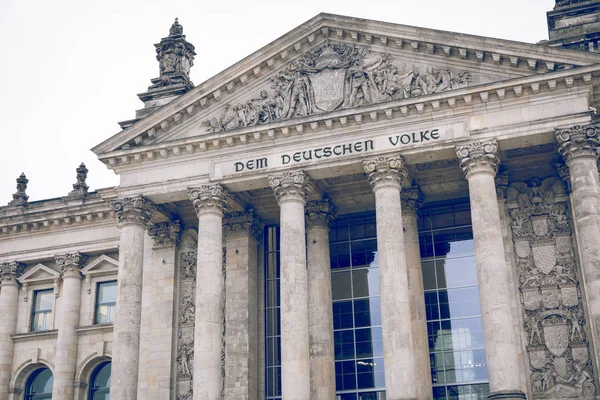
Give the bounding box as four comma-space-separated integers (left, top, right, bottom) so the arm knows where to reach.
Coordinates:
364, 155, 408, 190
456, 140, 501, 179
96, 65, 599, 172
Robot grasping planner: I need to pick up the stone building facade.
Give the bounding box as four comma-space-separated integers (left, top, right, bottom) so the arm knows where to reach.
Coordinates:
3, 2, 600, 399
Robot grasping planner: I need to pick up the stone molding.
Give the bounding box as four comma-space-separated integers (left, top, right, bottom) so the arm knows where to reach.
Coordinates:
222, 210, 264, 242
187, 185, 231, 216
0, 261, 25, 286
556, 124, 600, 163
109, 196, 155, 227
55, 252, 88, 279
363, 155, 408, 190
456, 139, 500, 179
400, 186, 424, 216
148, 221, 181, 248
269, 171, 312, 204
305, 199, 337, 229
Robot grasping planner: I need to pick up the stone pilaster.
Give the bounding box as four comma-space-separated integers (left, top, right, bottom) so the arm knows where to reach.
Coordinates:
363, 155, 416, 400
455, 141, 526, 400
109, 196, 155, 400
556, 124, 600, 369
305, 199, 336, 400
187, 185, 230, 400
137, 221, 180, 399
0, 262, 24, 400
223, 210, 263, 400
400, 187, 432, 400
269, 171, 312, 400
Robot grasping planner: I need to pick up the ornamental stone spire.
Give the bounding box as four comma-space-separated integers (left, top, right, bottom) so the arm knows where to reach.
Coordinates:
68, 163, 89, 198
8, 173, 28, 207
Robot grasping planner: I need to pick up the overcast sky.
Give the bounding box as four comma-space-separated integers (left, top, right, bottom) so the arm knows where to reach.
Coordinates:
0, 0, 555, 203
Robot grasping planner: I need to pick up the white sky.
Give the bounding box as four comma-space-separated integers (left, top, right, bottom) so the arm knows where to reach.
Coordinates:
0, 0, 555, 203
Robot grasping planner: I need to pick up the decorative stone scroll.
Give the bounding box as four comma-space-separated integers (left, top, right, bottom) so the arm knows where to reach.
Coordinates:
268, 171, 312, 204
148, 221, 181, 248
363, 155, 408, 190
400, 186, 424, 216
109, 196, 155, 227
187, 185, 231, 216
222, 209, 264, 242
0, 262, 25, 286
305, 198, 337, 229
203, 43, 472, 132
455, 140, 500, 178
508, 177, 597, 399
55, 252, 88, 278
555, 125, 600, 163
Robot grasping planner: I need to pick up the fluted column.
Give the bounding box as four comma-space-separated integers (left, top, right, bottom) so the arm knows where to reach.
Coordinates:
556, 124, 600, 368
363, 155, 416, 400
188, 185, 230, 400
455, 141, 525, 400
109, 196, 155, 400
0, 262, 23, 399
305, 199, 336, 400
401, 187, 433, 400
268, 171, 312, 400
223, 210, 263, 400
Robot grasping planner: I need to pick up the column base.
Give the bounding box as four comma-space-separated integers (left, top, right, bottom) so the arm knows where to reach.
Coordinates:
488, 390, 527, 400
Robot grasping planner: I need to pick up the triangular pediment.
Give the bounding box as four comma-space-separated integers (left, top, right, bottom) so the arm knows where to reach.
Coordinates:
92, 13, 600, 157
19, 263, 60, 285
81, 254, 118, 277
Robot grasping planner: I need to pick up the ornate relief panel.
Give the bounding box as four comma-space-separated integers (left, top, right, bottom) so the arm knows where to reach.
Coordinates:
508, 177, 597, 399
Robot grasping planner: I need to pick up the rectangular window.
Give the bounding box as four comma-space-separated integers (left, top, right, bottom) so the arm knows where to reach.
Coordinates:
31, 289, 53, 332
95, 281, 117, 324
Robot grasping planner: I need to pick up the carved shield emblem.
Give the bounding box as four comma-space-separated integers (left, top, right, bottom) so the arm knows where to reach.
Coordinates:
560, 285, 579, 307
542, 286, 560, 309
515, 241, 531, 259
522, 288, 542, 311
543, 319, 569, 357
532, 216, 549, 237
532, 244, 557, 274
311, 68, 346, 112
571, 344, 589, 363
528, 347, 547, 370
555, 235, 572, 257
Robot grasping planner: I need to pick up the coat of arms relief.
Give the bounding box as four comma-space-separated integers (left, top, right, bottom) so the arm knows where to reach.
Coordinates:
203, 43, 472, 132
508, 177, 597, 399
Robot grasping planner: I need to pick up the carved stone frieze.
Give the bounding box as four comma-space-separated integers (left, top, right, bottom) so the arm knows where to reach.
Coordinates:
55, 252, 88, 278
363, 155, 408, 190
556, 125, 600, 163
0, 262, 25, 286
203, 43, 472, 132
456, 140, 500, 178
305, 198, 337, 229
508, 177, 597, 399
8, 173, 29, 207
187, 185, 231, 216
222, 209, 264, 242
109, 196, 155, 227
269, 171, 312, 204
148, 221, 181, 248
401, 186, 424, 216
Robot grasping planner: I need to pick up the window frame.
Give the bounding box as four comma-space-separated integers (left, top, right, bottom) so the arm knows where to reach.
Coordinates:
25, 367, 53, 400
30, 289, 54, 332
88, 361, 111, 399
93, 280, 117, 325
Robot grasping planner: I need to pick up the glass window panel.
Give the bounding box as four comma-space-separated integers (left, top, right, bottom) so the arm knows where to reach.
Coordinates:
420, 233, 434, 259
432, 386, 448, 399
431, 207, 454, 229
337, 223, 350, 242
431, 353, 446, 384
266, 308, 280, 336
35, 290, 53, 311
335, 360, 357, 391
433, 230, 455, 259
92, 362, 111, 388
335, 330, 356, 360
355, 327, 383, 358
336, 244, 351, 269
30, 368, 53, 392
339, 394, 358, 400
332, 271, 352, 301
428, 321, 442, 352
350, 217, 366, 240
333, 301, 354, 330
425, 292, 440, 321
436, 258, 477, 289
97, 281, 116, 303
439, 288, 481, 320
365, 240, 377, 266
453, 204, 472, 226
354, 298, 381, 327
351, 241, 367, 267
422, 261, 436, 290
364, 216, 376, 238
352, 269, 379, 298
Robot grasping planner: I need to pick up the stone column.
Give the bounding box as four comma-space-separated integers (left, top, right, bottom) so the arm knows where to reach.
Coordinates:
556, 124, 600, 367
401, 187, 433, 400
109, 196, 155, 400
138, 221, 180, 399
268, 171, 311, 400
223, 210, 263, 400
188, 185, 230, 400
305, 199, 336, 400
455, 141, 526, 400
0, 262, 23, 400
363, 155, 416, 400
52, 253, 87, 399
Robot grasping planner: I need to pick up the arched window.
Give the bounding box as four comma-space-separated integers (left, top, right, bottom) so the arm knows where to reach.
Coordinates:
89, 362, 111, 400
25, 367, 53, 400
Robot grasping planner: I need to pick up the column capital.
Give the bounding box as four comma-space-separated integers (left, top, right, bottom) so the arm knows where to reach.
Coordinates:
495, 172, 509, 200
0, 261, 25, 286
556, 162, 572, 192
55, 252, 88, 279
223, 210, 264, 242
555, 124, 600, 162
401, 186, 424, 216
187, 184, 231, 216
456, 140, 500, 179
269, 171, 312, 204
363, 155, 408, 190
110, 196, 155, 227
305, 198, 337, 229
148, 220, 181, 249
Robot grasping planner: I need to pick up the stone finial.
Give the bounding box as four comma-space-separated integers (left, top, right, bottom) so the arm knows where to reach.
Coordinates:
55, 252, 88, 278
555, 124, 600, 163
305, 199, 337, 229
223, 209, 264, 242
401, 186, 424, 216
69, 163, 89, 197
110, 196, 156, 227
187, 185, 230, 216
151, 18, 196, 89
8, 173, 29, 206
269, 171, 312, 204
0, 261, 25, 286
148, 221, 181, 248
363, 155, 408, 190
455, 140, 500, 179
169, 17, 183, 36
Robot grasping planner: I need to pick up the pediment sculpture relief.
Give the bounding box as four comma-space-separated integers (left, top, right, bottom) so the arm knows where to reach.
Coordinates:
203, 43, 472, 132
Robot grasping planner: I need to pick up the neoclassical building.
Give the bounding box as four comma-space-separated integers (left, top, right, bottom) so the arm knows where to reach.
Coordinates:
2, 2, 600, 399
